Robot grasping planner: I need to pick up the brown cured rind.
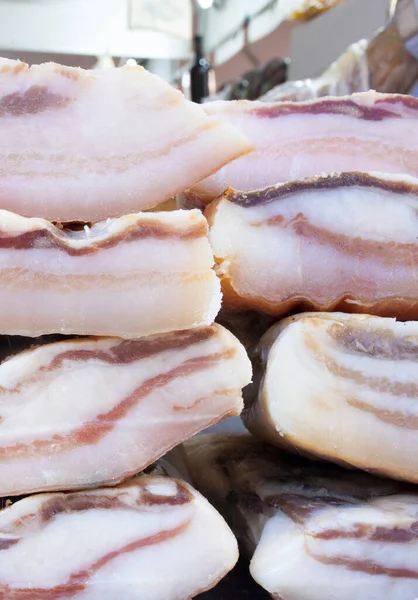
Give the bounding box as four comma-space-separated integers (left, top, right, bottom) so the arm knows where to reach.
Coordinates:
184, 434, 412, 520
223, 172, 418, 207
232, 437, 408, 503
206, 175, 418, 320
183, 433, 415, 531
209, 272, 418, 320
0, 214, 207, 256
252, 94, 418, 121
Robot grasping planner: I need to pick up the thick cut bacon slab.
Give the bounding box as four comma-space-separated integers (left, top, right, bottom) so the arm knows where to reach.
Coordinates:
0, 208, 221, 337
244, 312, 418, 483
183, 92, 418, 208
183, 434, 418, 600
0, 473, 238, 599
207, 172, 418, 318
0, 58, 251, 221
0, 324, 251, 496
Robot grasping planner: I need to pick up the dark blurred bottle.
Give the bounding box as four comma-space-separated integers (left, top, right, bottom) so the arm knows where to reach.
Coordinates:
190, 35, 210, 103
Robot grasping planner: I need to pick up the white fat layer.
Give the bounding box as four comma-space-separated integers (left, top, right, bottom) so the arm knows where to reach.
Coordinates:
0, 271, 221, 338
0, 325, 251, 495
251, 505, 418, 600
210, 186, 418, 303
308, 495, 418, 537
0, 60, 250, 221
0, 209, 214, 274
239, 184, 418, 243
0, 474, 238, 599
0, 207, 220, 337
145, 481, 178, 497
82, 490, 238, 600
256, 314, 418, 481
197, 98, 418, 198
1, 507, 191, 585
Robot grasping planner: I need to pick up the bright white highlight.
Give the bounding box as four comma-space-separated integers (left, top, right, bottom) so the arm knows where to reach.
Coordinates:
197, 0, 213, 9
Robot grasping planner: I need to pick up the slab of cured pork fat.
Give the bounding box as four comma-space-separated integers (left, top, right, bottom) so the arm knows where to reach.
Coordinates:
183, 433, 418, 600
207, 172, 418, 319
0, 472, 238, 599
182, 91, 418, 208
0, 323, 251, 496
244, 312, 418, 483
0, 58, 251, 221
0, 208, 221, 337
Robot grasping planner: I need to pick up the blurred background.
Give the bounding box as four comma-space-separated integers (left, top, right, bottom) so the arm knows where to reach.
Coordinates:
0, 0, 416, 103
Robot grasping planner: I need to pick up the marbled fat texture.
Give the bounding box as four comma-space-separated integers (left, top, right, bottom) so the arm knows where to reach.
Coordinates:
0, 324, 251, 496
0, 208, 221, 337
207, 172, 418, 319
245, 312, 418, 483
0, 473, 238, 599
0, 58, 251, 221
183, 92, 418, 207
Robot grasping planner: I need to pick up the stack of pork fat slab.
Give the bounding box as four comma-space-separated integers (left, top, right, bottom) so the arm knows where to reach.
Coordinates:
182, 91, 418, 600
0, 58, 254, 600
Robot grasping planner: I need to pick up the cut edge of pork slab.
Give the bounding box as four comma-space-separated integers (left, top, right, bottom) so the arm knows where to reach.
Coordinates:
182, 91, 418, 207
0, 472, 238, 599
0, 57, 253, 221
0, 208, 222, 337
183, 433, 418, 600
245, 311, 418, 483
206, 171, 418, 320
0, 323, 252, 496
